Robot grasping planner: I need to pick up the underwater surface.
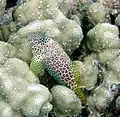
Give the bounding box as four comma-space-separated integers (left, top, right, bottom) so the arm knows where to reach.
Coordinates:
0, 0, 120, 117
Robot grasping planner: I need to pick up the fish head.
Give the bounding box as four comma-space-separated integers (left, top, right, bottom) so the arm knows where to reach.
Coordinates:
28, 32, 50, 56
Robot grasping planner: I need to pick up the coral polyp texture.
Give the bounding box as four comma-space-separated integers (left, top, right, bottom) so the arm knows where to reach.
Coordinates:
0, 56, 53, 117
0, 0, 6, 22
51, 85, 82, 117
28, 32, 86, 102
8, 19, 83, 62
97, 0, 120, 14
86, 23, 120, 116
0, 0, 120, 117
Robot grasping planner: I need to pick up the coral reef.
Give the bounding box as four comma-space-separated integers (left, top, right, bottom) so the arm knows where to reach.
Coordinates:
0, 0, 6, 22
86, 2, 110, 25
0, 41, 18, 67
115, 14, 120, 27
0, 54, 53, 116
97, 0, 120, 15
51, 85, 82, 117
87, 71, 119, 116
87, 23, 120, 51
116, 96, 120, 109
75, 54, 98, 90
0, 0, 120, 117
0, 40, 83, 117
85, 23, 120, 116
8, 19, 83, 62
1, 0, 83, 55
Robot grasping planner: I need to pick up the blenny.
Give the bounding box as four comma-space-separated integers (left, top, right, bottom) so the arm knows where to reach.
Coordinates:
28, 32, 86, 102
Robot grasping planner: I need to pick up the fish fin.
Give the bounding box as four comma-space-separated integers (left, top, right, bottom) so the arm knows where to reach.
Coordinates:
74, 87, 87, 104
30, 56, 45, 76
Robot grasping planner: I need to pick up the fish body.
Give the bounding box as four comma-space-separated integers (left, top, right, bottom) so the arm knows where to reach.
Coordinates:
28, 32, 86, 102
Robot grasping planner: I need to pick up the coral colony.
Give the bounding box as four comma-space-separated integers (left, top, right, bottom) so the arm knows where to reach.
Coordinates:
0, 0, 120, 117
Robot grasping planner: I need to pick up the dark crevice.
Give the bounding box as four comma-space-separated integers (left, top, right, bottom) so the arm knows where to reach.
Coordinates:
110, 14, 117, 25
6, 0, 17, 9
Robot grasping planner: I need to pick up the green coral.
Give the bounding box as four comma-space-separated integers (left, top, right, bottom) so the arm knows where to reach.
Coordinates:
0, 41, 53, 117
116, 96, 120, 110
86, 2, 110, 25
0, 6, 18, 41
97, 49, 120, 64
87, 70, 119, 116
0, 41, 17, 66
72, 55, 98, 90
0, 0, 120, 117
0, 0, 6, 22
115, 14, 120, 27
0, 57, 53, 117
98, 0, 120, 15
51, 85, 82, 117
87, 23, 120, 51
85, 22, 120, 116
0, 97, 24, 117
8, 18, 83, 62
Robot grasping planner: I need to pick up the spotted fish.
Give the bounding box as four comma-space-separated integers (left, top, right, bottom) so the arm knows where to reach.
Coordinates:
28, 32, 86, 102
